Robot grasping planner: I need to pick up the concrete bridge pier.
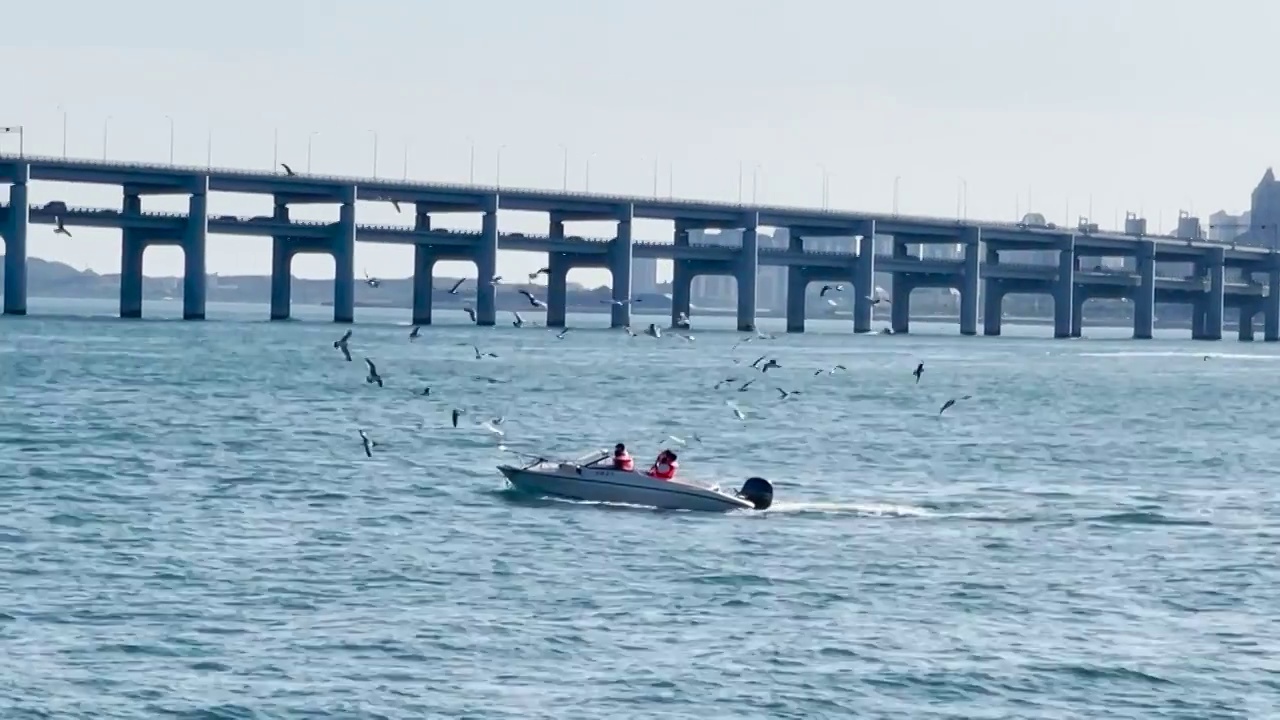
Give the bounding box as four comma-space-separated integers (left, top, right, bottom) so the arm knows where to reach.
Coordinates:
736, 212, 759, 332
1202, 246, 1225, 341
1052, 237, 1074, 339
182, 176, 209, 321
2, 162, 29, 316
609, 204, 634, 328
852, 226, 876, 333
890, 276, 911, 334
1239, 303, 1258, 341
1071, 289, 1086, 338
331, 186, 357, 324
269, 197, 292, 320
474, 194, 499, 326
786, 267, 806, 333
1133, 240, 1155, 339
411, 209, 434, 325
1265, 265, 1280, 342
785, 233, 805, 333
119, 192, 145, 319
669, 223, 692, 328
982, 247, 1001, 336
1190, 300, 1207, 340
959, 229, 980, 335
546, 252, 570, 328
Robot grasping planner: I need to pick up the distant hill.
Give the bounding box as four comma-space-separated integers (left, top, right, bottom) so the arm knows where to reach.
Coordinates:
0, 255, 672, 312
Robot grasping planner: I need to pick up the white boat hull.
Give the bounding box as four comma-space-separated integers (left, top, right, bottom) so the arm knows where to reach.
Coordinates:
499, 461, 758, 512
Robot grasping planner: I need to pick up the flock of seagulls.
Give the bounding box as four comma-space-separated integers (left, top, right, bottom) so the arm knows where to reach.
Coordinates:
327, 275, 972, 457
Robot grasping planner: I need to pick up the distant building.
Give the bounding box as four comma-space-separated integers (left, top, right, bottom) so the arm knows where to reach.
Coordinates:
1208, 209, 1250, 243
632, 257, 658, 296
1244, 167, 1280, 249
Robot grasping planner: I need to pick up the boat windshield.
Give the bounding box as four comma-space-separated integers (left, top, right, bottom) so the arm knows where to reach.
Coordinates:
576, 450, 610, 466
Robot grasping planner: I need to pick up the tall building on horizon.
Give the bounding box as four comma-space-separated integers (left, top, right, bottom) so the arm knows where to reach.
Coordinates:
632, 256, 658, 296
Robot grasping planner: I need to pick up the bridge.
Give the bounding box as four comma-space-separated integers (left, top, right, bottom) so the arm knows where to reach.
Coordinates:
0, 153, 1277, 341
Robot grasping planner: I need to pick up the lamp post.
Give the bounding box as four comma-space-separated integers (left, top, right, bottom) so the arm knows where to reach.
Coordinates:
165, 115, 175, 164
369, 130, 379, 177
102, 116, 111, 161
558, 144, 568, 191
57, 105, 67, 158
496, 144, 506, 188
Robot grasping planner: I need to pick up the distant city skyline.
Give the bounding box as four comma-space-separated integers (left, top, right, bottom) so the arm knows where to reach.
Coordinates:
2, 0, 1277, 285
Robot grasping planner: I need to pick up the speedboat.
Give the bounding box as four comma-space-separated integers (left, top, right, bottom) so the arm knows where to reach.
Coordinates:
497, 450, 773, 512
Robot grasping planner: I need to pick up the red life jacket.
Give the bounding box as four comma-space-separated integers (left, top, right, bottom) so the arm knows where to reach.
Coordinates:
649, 459, 678, 480
613, 452, 634, 471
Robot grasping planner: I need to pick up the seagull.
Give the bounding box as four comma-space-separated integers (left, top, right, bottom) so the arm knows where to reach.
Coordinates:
815, 364, 848, 376
512, 312, 525, 328
473, 345, 498, 359
737, 379, 755, 392
819, 284, 844, 297
750, 355, 767, 369
364, 272, 380, 288
755, 329, 776, 340
451, 408, 464, 428
623, 326, 638, 337
409, 325, 421, 340
528, 267, 550, 281
760, 359, 781, 372
390, 199, 401, 213
939, 395, 973, 415
358, 430, 377, 457
714, 377, 739, 390
421, 387, 431, 396
280, 163, 296, 176
674, 333, 695, 342
776, 387, 801, 399
866, 287, 890, 306
448, 278, 467, 295
604, 298, 639, 307
913, 362, 924, 384
725, 400, 747, 421
53, 216, 72, 237
731, 337, 755, 351
481, 420, 506, 437
645, 323, 662, 338
463, 307, 477, 322
491, 276, 504, 285
518, 289, 546, 308
333, 330, 353, 361
555, 328, 570, 339
364, 358, 383, 387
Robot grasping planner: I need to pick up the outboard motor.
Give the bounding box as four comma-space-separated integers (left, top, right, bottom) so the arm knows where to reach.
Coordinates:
737, 477, 773, 510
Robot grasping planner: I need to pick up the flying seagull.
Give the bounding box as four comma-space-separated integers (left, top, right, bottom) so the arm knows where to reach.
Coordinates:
448, 278, 466, 295
473, 345, 498, 359
409, 326, 421, 340
364, 358, 383, 387
358, 430, 377, 457
939, 395, 973, 415
451, 408, 465, 428
819, 284, 843, 297
333, 330, 352, 362
463, 306, 477, 323
53, 216, 72, 237
280, 163, 296, 176
913, 362, 924, 384
518, 289, 547, 308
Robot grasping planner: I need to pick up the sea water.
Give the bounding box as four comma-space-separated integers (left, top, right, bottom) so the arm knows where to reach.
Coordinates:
0, 297, 1276, 719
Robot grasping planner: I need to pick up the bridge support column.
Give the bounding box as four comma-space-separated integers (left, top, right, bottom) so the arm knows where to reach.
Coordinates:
269, 198, 291, 320
1134, 240, 1155, 339
736, 212, 759, 332
331, 186, 356, 324
1239, 304, 1256, 342
475, 195, 499, 326
890, 276, 911, 334
1191, 301, 1206, 340
671, 261, 693, 328
2, 162, 29, 316
959, 230, 980, 335
670, 223, 692, 327
411, 210, 433, 325
1266, 266, 1280, 342
786, 267, 806, 333
182, 176, 208, 321
1203, 246, 1225, 341
1071, 291, 1085, 338
119, 192, 144, 319
1053, 237, 1075, 339
983, 247, 1002, 335
610, 204, 634, 328
852, 225, 876, 333
547, 253, 569, 328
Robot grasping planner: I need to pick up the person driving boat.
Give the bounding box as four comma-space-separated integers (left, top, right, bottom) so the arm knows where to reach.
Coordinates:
612, 443, 634, 471
647, 449, 679, 480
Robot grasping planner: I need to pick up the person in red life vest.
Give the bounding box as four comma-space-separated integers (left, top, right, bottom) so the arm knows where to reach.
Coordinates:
612, 443, 634, 471
647, 449, 679, 480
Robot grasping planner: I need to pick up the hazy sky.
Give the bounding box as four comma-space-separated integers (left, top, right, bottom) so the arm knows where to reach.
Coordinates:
2, 0, 1276, 285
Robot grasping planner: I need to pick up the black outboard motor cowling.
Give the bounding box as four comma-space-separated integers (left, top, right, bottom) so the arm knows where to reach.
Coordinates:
737, 477, 773, 510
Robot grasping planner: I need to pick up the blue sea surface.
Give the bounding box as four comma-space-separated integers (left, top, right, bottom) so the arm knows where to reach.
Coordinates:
0, 297, 1277, 719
